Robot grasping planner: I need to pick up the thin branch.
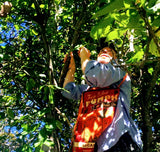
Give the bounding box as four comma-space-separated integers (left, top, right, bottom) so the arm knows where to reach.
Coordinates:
137, 6, 160, 54
55, 107, 72, 128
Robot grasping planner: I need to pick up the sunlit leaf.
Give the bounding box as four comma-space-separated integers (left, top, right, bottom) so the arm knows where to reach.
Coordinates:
129, 49, 144, 62
21, 131, 28, 135
139, 0, 146, 6
149, 39, 160, 57
148, 67, 154, 75
45, 123, 55, 132
106, 29, 127, 41
31, 3, 35, 9
90, 15, 114, 39
21, 123, 28, 131
14, 25, 19, 31
32, 29, 38, 36
43, 139, 54, 147
38, 128, 47, 142
124, 0, 135, 8
114, 13, 129, 27
155, 30, 160, 37
40, 4, 45, 9
92, 0, 124, 18
34, 141, 41, 147
49, 88, 54, 104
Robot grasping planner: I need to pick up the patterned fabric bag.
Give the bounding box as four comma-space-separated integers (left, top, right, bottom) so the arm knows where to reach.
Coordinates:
72, 74, 128, 152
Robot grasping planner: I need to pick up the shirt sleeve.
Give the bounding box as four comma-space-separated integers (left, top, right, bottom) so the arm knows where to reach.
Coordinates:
61, 82, 88, 100
85, 60, 126, 87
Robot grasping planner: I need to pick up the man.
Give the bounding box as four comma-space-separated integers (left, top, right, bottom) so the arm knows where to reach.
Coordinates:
62, 46, 142, 152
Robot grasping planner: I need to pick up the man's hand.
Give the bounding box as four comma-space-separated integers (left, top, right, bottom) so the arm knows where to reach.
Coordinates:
0, 1, 12, 17
78, 46, 91, 59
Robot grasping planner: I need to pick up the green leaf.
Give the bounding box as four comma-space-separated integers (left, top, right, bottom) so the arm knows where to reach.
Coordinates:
124, 0, 135, 8
90, 15, 114, 39
139, 0, 146, 6
49, 88, 54, 104
148, 0, 157, 8
148, 67, 154, 75
149, 0, 160, 12
40, 4, 45, 9
43, 86, 49, 101
43, 139, 54, 147
7, 108, 14, 119
149, 39, 160, 57
129, 49, 144, 62
21, 123, 28, 131
56, 120, 63, 132
31, 3, 35, 9
32, 29, 38, 36
37, 108, 47, 117
0, 112, 5, 120
45, 124, 55, 132
127, 10, 142, 28
152, 16, 160, 26
106, 29, 127, 41
38, 128, 47, 142
92, 0, 124, 18
21, 131, 28, 135
34, 141, 41, 148
20, 115, 26, 120
114, 13, 129, 27
26, 78, 36, 91
14, 25, 19, 31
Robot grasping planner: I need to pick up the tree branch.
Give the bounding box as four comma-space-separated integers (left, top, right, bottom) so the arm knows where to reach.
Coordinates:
137, 6, 160, 54
55, 107, 72, 128
59, 0, 101, 87
145, 60, 160, 102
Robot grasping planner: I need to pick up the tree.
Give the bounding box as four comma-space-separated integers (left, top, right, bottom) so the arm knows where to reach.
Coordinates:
0, 0, 159, 152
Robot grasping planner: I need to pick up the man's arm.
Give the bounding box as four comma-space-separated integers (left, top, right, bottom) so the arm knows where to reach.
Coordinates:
79, 47, 91, 74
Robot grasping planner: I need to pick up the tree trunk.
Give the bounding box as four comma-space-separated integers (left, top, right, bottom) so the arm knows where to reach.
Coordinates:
140, 61, 160, 152
141, 101, 152, 152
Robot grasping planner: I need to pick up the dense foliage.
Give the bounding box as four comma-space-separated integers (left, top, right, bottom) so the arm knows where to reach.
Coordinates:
0, 0, 159, 152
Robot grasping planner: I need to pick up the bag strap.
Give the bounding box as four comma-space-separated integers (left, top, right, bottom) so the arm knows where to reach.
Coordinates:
118, 73, 128, 88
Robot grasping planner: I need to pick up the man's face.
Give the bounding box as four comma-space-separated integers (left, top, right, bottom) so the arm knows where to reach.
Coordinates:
97, 47, 114, 64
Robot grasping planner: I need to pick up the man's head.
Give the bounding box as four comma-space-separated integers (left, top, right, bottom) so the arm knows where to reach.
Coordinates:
97, 47, 117, 64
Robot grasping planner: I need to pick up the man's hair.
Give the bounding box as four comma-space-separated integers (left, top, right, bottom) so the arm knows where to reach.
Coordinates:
98, 38, 117, 53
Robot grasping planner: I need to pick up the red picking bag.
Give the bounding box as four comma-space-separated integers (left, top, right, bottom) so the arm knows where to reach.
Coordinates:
72, 74, 128, 152
73, 87, 119, 152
